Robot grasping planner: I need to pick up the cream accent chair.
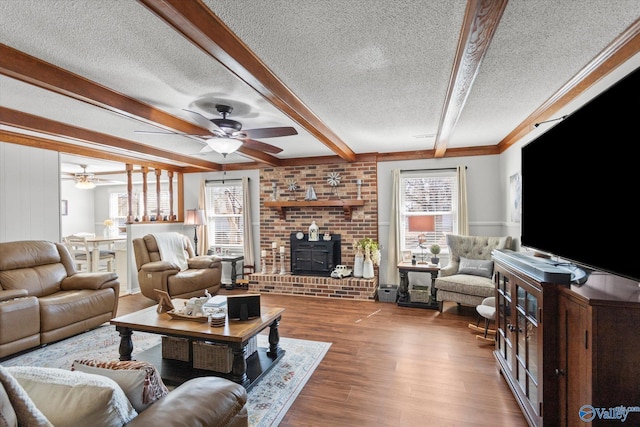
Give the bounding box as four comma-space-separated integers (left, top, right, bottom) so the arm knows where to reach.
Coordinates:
132, 234, 223, 302
435, 234, 513, 312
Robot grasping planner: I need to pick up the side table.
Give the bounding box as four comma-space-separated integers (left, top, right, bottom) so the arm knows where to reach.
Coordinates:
220, 255, 244, 290
397, 262, 440, 309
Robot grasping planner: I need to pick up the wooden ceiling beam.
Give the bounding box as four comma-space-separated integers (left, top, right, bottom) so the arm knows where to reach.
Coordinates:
0, 130, 192, 173
139, 0, 357, 162
0, 107, 222, 171
0, 43, 286, 166
433, 0, 508, 158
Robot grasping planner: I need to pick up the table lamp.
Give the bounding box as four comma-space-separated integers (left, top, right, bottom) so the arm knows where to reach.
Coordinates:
184, 208, 206, 256
408, 215, 435, 264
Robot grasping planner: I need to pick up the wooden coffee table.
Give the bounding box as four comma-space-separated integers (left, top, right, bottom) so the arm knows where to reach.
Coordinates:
110, 299, 285, 389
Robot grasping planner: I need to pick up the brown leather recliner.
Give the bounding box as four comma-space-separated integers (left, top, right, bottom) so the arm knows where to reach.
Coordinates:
132, 234, 222, 301
0, 240, 119, 359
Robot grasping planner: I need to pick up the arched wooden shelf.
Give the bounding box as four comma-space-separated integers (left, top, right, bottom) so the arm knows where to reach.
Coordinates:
264, 199, 365, 220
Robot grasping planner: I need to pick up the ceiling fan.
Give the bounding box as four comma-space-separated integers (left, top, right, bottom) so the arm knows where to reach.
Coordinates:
61, 164, 119, 189
137, 104, 298, 156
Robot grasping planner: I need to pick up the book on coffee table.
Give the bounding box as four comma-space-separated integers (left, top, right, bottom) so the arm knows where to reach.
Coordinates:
204, 295, 227, 308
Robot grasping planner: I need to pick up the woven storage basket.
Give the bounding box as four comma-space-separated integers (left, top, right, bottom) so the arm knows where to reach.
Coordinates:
409, 289, 431, 303
192, 336, 258, 373
193, 341, 233, 373
161, 336, 190, 362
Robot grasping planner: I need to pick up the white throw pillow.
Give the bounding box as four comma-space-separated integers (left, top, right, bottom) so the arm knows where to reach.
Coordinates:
72, 359, 169, 412
5, 366, 137, 427
0, 365, 52, 427
458, 257, 494, 278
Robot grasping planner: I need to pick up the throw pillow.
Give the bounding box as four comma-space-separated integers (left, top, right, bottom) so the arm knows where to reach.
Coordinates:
72, 359, 169, 412
0, 365, 52, 427
458, 257, 494, 278
5, 366, 137, 427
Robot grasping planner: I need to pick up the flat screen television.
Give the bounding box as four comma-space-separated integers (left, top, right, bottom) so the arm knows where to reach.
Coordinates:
226, 294, 261, 321
521, 65, 639, 283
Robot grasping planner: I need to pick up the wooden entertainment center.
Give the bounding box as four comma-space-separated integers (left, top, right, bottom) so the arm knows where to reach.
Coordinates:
493, 250, 640, 427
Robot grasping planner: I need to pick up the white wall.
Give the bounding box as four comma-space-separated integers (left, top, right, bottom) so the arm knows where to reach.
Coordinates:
61, 179, 97, 236
499, 140, 527, 252
0, 143, 61, 242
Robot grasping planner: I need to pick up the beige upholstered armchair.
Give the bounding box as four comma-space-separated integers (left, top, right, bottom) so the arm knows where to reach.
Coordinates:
132, 233, 222, 301
434, 234, 513, 312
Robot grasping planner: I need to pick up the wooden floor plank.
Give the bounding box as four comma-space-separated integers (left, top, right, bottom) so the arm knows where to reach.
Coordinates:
116, 291, 528, 426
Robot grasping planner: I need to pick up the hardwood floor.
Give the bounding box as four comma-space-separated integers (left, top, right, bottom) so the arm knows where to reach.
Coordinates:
117, 291, 528, 427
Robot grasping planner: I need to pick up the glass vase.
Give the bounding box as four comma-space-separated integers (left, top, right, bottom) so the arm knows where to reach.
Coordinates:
363, 251, 375, 279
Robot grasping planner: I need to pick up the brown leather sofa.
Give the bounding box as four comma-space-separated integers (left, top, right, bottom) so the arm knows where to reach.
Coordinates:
0, 372, 248, 427
0, 240, 119, 359
133, 234, 222, 301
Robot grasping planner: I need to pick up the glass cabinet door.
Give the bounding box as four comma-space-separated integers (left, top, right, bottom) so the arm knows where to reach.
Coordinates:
515, 284, 540, 416
495, 271, 512, 368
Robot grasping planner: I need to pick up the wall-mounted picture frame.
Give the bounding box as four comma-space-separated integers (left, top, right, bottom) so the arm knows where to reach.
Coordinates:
402, 250, 413, 263
509, 172, 521, 223
61, 200, 68, 216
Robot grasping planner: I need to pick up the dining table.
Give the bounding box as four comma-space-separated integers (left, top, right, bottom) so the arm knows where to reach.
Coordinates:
85, 235, 126, 272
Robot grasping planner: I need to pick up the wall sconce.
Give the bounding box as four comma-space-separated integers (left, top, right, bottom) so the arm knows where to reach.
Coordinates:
184, 208, 206, 256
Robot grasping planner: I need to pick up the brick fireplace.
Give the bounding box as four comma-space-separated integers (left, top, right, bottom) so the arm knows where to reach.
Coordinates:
250, 160, 379, 300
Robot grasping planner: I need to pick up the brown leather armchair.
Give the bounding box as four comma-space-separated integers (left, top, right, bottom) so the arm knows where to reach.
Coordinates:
132, 234, 222, 301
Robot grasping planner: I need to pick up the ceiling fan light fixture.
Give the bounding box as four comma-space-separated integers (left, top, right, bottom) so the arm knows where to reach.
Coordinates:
75, 179, 96, 189
208, 139, 243, 155
74, 164, 96, 189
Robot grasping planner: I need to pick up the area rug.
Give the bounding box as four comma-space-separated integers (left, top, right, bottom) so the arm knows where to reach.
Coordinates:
1, 325, 331, 427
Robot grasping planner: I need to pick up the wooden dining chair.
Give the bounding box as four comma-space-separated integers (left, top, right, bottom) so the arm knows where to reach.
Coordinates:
63, 235, 115, 272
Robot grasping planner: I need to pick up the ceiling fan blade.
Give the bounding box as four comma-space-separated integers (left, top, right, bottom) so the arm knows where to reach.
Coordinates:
240, 138, 283, 154
135, 130, 210, 138
242, 126, 298, 139
183, 109, 225, 136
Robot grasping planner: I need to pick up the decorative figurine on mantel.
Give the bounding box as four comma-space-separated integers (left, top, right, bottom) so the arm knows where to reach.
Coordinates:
304, 184, 317, 201
287, 178, 297, 200
327, 171, 341, 198
309, 221, 319, 241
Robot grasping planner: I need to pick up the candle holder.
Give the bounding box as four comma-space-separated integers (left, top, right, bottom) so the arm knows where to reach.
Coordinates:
280, 252, 286, 275
261, 255, 267, 273
356, 179, 362, 200
271, 248, 278, 274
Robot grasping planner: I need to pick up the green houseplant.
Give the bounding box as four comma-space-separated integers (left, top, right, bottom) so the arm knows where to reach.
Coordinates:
429, 244, 441, 265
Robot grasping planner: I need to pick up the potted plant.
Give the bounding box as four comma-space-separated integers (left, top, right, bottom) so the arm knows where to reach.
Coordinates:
429, 244, 441, 265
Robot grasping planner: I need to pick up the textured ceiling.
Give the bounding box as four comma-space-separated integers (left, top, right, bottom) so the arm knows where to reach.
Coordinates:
0, 0, 639, 173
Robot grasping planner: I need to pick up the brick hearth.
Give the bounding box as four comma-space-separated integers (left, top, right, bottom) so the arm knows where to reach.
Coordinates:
248, 273, 378, 300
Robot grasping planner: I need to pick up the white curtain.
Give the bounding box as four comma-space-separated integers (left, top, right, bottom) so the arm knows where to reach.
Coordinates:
198, 179, 208, 255
385, 168, 401, 285
457, 166, 469, 235
242, 176, 255, 269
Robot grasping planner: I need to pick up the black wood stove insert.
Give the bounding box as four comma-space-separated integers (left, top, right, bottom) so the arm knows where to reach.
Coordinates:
290, 233, 341, 276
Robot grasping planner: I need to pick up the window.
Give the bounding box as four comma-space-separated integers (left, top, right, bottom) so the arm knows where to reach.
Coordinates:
400, 170, 457, 256
109, 187, 172, 225
205, 181, 244, 254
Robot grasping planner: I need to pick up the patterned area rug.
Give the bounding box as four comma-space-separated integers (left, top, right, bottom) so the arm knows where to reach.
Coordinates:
1, 324, 331, 427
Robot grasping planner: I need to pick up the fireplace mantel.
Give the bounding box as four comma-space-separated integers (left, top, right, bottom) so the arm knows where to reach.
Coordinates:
264, 199, 364, 220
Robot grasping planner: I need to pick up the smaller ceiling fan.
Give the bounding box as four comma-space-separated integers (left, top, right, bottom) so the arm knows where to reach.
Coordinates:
61, 165, 120, 189
136, 104, 298, 156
